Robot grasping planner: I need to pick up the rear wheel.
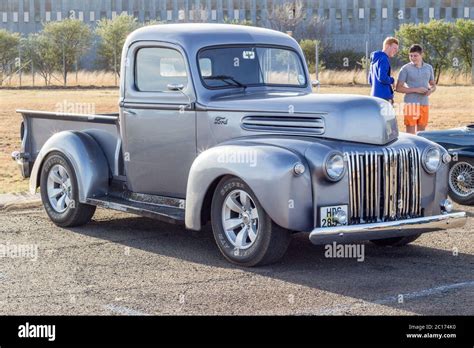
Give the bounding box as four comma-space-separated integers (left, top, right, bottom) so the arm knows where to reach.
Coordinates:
370, 234, 421, 247
40, 152, 96, 227
211, 176, 291, 267
448, 157, 474, 205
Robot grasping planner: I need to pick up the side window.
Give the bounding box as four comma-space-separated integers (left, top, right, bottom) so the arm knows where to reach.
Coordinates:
135, 47, 188, 92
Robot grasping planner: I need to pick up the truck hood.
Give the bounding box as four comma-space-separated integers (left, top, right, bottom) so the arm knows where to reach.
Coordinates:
204, 91, 399, 145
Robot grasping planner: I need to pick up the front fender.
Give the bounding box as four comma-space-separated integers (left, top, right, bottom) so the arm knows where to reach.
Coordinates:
185, 144, 313, 231
29, 131, 110, 202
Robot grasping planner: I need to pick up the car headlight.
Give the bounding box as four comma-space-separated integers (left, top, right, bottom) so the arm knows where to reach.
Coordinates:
324, 152, 345, 181
422, 146, 441, 174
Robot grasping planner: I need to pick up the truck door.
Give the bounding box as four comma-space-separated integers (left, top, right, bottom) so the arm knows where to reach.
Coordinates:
121, 42, 196, 198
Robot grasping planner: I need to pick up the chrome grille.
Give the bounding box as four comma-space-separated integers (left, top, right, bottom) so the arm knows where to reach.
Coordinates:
345, 147, 421, 224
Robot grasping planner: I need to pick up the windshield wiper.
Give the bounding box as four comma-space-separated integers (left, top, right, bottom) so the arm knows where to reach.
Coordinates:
204, 75, 247, 89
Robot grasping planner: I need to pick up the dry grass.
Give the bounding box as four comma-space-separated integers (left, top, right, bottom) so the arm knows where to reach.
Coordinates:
1, 70, 119, 87
1, 69, 472, 87
312, 69, 472, 86
0, 86, 472, 193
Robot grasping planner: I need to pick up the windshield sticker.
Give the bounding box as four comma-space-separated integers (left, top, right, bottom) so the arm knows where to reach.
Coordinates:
242, 51, 255, 59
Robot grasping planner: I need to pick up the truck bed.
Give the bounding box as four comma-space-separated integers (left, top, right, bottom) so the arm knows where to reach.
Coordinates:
17, 109, 121, 178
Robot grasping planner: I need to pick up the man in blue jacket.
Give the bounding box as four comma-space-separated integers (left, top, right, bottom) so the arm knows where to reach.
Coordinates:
369, 37, 399, 104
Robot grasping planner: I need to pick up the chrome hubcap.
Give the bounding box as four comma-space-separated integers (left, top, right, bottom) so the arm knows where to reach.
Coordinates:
449, 162, 474, 197
47, 164, 72, 213
221, 189, 260, 250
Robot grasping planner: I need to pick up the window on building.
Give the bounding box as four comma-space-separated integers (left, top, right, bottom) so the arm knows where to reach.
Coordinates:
112, 11, 117, 19
100, 11, 107, 19
178, 9, 185, 20
2, 12, 7, 23
24, 12, 29, 22
382, 8, 388, 18
335, 9, 342, 19
78, 11, 84, 21
13, 12, 18, 22
56, 11, 62, 21
358, 8, 364, 19
370, 8, 376, 19
167, 10, 172, 21
440, 8, 446, 18
133, 11, 139, 19
89, 11, 95, 21
144, 11, 150, 21
429, 7, 435, 18
45, 0, 51, 11
234, 9, 239, 20
135, 47, 188, 92
34, 0, 40, 21
347, 9, 353, 19
45, 11, 51, 21
417, 8, 423, 19
464, 7, 470, 18
405, 8, 411, 19
324, 9, 329, 19
212, 9, 217, 20
189, 10, 194, 20
452, 8, 458, 18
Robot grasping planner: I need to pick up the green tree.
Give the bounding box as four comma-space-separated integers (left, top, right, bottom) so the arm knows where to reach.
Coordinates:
23, 33, 58, 86
396, 20, 454, 83
43, 19, 92, 86
299, 39, 324, 74
95, 14, 140, 84
453, 19, 474, 74
0, 29, 20, 86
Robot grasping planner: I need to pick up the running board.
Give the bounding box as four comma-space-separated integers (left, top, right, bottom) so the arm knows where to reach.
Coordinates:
86, 195, 185, 224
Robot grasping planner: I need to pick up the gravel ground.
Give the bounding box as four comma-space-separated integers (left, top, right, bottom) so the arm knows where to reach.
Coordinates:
0, 201, 472, 315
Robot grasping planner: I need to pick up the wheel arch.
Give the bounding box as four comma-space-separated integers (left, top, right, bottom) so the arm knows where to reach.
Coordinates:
30, 131, 110, 203
185, 144, 314, 232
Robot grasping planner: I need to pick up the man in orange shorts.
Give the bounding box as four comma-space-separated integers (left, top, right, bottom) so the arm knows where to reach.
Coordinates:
396, 44, 436, 134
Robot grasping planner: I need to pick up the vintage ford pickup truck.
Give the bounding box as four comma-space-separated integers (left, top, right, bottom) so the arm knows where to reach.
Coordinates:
12, 24, 466, 266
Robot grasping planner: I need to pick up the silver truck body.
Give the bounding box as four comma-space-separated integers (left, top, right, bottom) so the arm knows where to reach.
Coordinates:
13, 24, 466, 256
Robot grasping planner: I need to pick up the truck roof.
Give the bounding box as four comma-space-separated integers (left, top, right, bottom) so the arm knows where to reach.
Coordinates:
124, 23, 301, 54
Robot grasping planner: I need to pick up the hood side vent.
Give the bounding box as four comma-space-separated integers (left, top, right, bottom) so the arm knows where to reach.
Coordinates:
241, 116, 325, 135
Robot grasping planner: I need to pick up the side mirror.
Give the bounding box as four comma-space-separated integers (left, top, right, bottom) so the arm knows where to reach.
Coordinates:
311, 80, 320, 88
167, 83, 185, 91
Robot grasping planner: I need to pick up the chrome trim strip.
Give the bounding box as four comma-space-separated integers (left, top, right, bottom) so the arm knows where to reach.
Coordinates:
309, 212, 467, 245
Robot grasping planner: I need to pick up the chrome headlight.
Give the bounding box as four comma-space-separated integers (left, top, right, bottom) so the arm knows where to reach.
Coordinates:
324, 152, 345, 181
422, 146, 441, 174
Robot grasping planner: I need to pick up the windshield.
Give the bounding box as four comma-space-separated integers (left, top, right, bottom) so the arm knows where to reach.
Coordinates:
198, 46, 307, 89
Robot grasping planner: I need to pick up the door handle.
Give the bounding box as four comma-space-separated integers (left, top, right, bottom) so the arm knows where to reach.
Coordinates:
123, 109, 137, 116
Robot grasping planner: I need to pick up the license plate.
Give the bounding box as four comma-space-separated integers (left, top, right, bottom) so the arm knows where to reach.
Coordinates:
320, 205, 348, 227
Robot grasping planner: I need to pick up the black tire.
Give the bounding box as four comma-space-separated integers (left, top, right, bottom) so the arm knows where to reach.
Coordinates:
211, 176, 291, 267
448, 157, 474, 205
370, 234, 421, 247
40, 152, 96, 227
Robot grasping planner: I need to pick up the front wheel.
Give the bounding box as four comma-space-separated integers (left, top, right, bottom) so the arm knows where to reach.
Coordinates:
211, 176, 291, 267
40, 152, 96, 227
448, 157, 474, 205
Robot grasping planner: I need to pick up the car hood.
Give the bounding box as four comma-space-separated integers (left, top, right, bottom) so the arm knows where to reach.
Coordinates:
203, 91, 399, 145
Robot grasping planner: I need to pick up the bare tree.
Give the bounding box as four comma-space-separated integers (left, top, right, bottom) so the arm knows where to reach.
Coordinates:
267, 0, 326, 41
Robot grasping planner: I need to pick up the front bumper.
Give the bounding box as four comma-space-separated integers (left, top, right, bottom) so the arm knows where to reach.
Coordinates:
309, 212, 467, 245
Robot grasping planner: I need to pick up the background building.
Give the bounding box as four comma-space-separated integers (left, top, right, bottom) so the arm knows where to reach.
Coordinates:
1, 0, 473, 65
